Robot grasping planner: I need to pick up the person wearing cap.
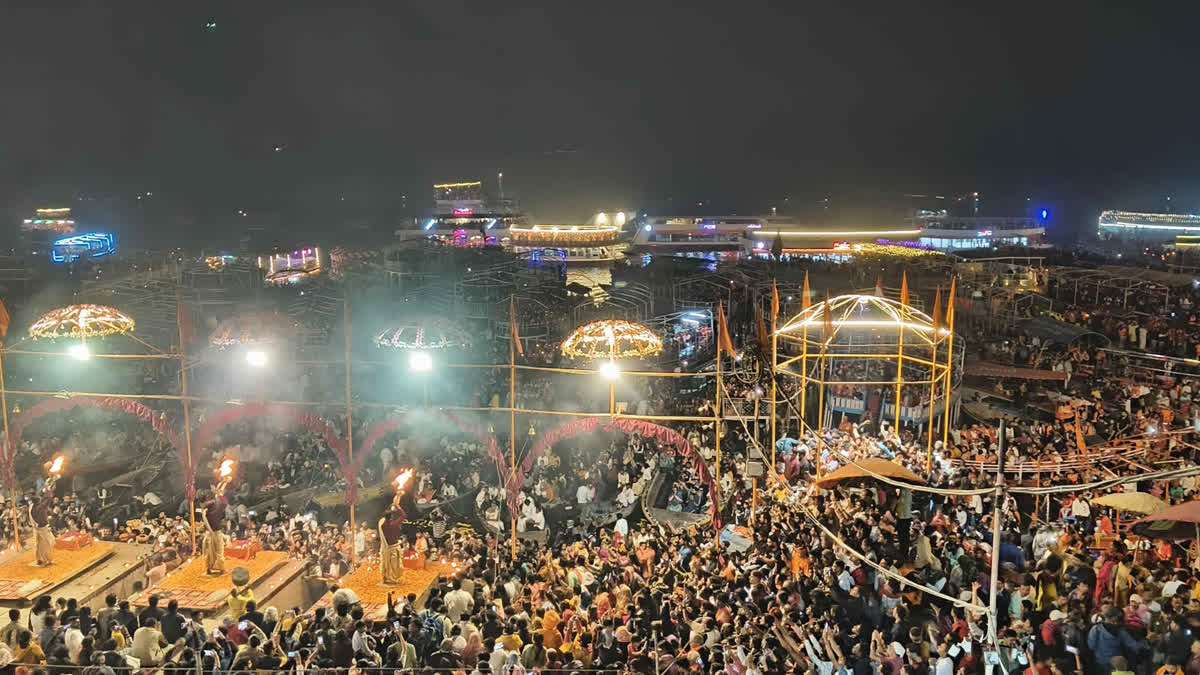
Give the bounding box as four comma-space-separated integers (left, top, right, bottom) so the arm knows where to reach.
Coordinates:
1042, 610, 1067, 655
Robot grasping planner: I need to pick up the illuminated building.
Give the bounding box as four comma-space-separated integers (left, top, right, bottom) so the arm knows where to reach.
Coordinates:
908, 214, 1044, 249
255, 247, 325, 285
1098, 211, 1200, 243
20, 207, 78, 255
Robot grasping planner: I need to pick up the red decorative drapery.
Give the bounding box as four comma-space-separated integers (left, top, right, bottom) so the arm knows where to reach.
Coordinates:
352, 410, 505, 507
192, 403, 349, 499
520, 417, 720, 528
1, 397, 190, 497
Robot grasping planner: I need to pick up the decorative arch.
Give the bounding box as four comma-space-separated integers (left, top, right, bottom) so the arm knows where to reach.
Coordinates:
520, 417, 721, 527
353, 410, 505, 506
192, 403, 349, 497
2, 397, 189, 496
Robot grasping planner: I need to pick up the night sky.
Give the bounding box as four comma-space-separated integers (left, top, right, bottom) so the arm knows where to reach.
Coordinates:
2, 2, 1199, 240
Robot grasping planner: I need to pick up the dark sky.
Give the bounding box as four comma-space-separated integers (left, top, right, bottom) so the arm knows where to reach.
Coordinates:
2, 2, 1199, 236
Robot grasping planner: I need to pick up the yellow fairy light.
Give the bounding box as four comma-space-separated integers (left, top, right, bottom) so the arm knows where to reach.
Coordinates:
29, 304, 136, 339
561, 319, 663, 359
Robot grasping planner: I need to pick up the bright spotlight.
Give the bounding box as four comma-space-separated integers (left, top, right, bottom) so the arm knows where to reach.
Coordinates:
245, 350, 268, 367
615, 212, 627, 227
595, 212, 608, 225
599, 361, 620, 380
67, 343, 90, 361
409, 351, 433, 372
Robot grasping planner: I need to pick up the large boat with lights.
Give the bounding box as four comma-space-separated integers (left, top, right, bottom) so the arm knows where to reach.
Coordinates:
1098, 210, 1200, 243
507, 221, 628, 262
633, 213, 1044, 255
395, 180, 525, 246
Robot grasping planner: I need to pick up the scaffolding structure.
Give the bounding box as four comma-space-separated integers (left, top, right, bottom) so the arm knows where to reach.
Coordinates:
774, 294, 963, 454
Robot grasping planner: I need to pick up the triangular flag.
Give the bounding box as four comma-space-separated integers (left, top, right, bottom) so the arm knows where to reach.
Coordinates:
1074, 410, 1087, 453
771, 231, 784, 260
874, 276, 884, 297
717, 302, 736, 356
931, 286, 943, 331
0, 299, 10, 339
755, 307, 769, 353
946, 276, 956, 325
801, 272, 811, 311
899, 272, 910, 307
770, 279, 780, 320
509, 296, 524, 357
821, 291, 834, 340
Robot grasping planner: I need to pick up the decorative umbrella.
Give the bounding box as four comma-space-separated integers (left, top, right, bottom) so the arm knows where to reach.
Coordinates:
815, 457, 926, 490
28, 304, 135, 339
561, 319, 663, 359
209, 312, 298, 348
1093, 492, 1168, 515
1129, 500, 1200, 540
374, 316, 472, 350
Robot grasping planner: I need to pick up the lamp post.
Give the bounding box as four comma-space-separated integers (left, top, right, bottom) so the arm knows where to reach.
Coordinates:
599, 360, 619, 417
409, 351, 433, 407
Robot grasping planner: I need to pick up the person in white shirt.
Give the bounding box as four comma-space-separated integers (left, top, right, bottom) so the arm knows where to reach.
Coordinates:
614, 516, 629, 541
576, 482, 594, 520
444, 579, 474, 622
64, 619, 84, 663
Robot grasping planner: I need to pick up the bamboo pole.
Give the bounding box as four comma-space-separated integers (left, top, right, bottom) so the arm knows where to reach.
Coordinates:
714, 316, 723, 542
771, 301, 779, 475
942, 278, 957, 449
0, 344, 16, 550
343, 292, 356, 564
176, 293, 197, 554
509, 297, 518, 560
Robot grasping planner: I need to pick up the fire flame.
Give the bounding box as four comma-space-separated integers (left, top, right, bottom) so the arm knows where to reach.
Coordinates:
48, 455, 65, 475
217, 458, 235, 479
393, 468, 414, 492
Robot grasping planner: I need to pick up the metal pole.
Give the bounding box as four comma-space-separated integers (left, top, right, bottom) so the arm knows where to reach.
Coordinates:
176, 293, 197, 554
771, 307, 779, 474
942, 282, 957, 449
509, 297, 518, 559
926, 330, 939, 473
343, 291, 356, 564
988, 419, 1007, 653
714, 325, 722, 539
0, 344, 16, 550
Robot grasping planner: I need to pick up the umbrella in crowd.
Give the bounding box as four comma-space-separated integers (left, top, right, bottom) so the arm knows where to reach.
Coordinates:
815, 457, 926, 490
1092, 491, 1168, 515
1129, 500, 1200, 540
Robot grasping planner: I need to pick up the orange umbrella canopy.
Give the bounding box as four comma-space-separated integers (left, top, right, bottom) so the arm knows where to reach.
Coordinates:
1130, 500, 1200, 540
815, 457, 926, 490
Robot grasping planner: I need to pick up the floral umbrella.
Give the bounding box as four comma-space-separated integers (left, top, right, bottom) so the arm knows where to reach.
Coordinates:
374, 316, 472, 350
209, 312, 299, 348
561, 319, 663, 359
28, 304, 135, 339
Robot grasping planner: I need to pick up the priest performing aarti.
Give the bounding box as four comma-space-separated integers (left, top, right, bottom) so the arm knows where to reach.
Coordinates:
379, 468, 413, 586
30, 455, 65, 567
202, 458, 235, 576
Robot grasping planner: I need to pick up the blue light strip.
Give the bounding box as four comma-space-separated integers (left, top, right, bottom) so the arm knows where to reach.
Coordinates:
50, 232, 116, 263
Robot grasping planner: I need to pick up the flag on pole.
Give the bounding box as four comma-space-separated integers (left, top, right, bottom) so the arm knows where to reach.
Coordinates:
1073, 410, 1087, 453
801, 272, 811, 311
770, 279, 779, 320
946, 276, 956, 326
509, 296, 524, 357
899, 272, 910, 307
874, 276, 884, 297
717, 302, 735, 356
770, 231, 784, 260
821, 291, 834, 340
0, 299, 9, 338
755, 307, 769, 353
931, 286, 943, 331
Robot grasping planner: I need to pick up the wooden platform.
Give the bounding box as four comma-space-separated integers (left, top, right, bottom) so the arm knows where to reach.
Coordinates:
0, 542, 116, 603
129, 551, 289, 613
313, 560, 451, 620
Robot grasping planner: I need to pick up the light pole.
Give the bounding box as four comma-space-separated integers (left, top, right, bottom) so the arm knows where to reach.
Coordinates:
410, 351, 433, 407
599, 361, 619, 416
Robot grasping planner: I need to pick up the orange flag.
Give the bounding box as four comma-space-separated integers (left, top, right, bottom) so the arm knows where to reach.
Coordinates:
509, 296, 524, 357
1074, 411, 1087, 453
717, 302, 735, 356
770, 279, 780, 320
755, 307, 770, 353
899, 272, 910, 307
0, 299, 9, 339
821, 291, 834, 340
931, 286, 943, 331
874, 276, 884, 297
946, 276, 956, 327
801, 272, 811, 311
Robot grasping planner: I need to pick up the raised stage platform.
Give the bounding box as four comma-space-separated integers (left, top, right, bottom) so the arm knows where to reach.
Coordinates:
0, 540, 158, 613
313, 559, 451, 620
130, 551, 290, 615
